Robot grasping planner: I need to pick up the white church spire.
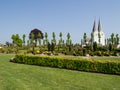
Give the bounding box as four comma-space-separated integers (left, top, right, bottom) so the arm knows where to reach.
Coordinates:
92, 19, 97, 32
98, 19, 102, 32
92, 19, 105, 46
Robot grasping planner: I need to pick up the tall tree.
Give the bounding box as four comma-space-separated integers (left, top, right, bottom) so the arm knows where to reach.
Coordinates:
83, 33, 87, 44
116, 34, 119, 45
30, 33, 34, 45
45, 32, 49, 45
51, 32, 56, 45
109, 43, 112, 51
59, 32, 63, 47
38, 32, 42, 46
66, 32, 72, 52
30, 33, 35, 54
91, 32, 94, 44
66, 32, 71, 45
93, 42, 97, 51
11, 34, 15, 46
27, 40, 30, 47
98, 32, 101, 45
111, 33, 114, 45
22, 34, 26, 46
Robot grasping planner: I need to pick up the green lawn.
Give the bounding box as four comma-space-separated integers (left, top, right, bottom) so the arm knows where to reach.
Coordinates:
91, 56, 120, 61
0, 54, 120, 90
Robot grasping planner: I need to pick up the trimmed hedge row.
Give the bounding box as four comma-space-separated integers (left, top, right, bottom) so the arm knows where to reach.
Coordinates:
15, 54, 120, 75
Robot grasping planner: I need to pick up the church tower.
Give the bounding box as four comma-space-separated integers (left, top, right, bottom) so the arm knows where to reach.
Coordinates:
92, 20, 105, 45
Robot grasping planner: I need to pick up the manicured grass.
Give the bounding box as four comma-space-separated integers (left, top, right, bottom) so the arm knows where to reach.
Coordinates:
0, 54, 120, 90
91, 56, 120, 61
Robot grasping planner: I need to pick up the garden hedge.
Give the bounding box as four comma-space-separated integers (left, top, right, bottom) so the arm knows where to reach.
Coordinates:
15, 54, 120, 75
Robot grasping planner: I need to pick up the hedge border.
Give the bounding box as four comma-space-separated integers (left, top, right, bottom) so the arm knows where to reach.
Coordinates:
14, 54, 120, 75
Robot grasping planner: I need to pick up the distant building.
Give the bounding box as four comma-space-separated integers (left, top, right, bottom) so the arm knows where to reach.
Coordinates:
92, 20, 105, 45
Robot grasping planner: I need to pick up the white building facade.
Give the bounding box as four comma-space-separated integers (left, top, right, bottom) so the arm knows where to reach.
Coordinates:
92, 20, 105, 46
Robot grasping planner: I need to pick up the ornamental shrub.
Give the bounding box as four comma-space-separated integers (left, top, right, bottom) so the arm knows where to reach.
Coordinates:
15, 54, 120, 75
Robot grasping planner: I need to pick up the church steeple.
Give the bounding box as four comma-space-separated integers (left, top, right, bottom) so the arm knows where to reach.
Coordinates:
92, 19, 97, 32
92, 19, 105, 46
98, 19, 102, 32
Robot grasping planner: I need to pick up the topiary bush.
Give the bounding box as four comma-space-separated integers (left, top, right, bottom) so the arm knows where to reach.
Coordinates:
14, 54, 120, 75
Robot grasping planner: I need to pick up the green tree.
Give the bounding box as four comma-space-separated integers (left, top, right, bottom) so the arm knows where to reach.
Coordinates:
98, 32, 101, 45
59, 32, 63, 46
93, 42, 97, 51
66, 32, 71, 45
11, 34, 22, 47
116, 34, 119, 45
47, 42, 51, 51
66, 32, 72, 52
91, 32, 94, 44
83, 33, 87, 44
22, 34, 26, 46
45, 32, 48, 45
51, 32, 56, 45
30, 33, 35, 54
11, 34, 22, 53
109, 43, 112, 51
30, 33, 34, 45
111, 33, 114, 45
38, 32, 42, 46
27, 40, 30, 47
51, 42, 55, 52
11, 34, 15, 46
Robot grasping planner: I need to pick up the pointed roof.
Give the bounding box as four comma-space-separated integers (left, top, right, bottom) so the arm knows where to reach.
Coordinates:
98, 19, 102, 32
92, 20, 97, 32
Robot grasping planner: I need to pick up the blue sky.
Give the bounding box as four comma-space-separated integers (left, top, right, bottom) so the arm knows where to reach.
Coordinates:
0, 0, 120, 44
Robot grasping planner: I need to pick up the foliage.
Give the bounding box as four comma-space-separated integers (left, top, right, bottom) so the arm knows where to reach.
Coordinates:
98, 32, 101, 44
22, 34, 26, 46
0, 48, 6, 53
83, 33, 87, 44
11, 34, 22, 47
6, 32, 120, 56
93, 42, 97, 51
15, 54, 120, 75
29, 28, 44, 40
51, 32, 56, 45
44, 32, 49, 45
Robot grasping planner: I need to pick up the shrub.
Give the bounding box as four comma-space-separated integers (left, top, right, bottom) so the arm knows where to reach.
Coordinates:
73, 51, 83, 56
0, 48, 6, 53
15, 54, 120, 75
103, 52, 110, 56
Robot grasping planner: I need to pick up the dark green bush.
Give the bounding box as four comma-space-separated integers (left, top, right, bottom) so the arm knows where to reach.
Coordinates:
15, 54, 120, 75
